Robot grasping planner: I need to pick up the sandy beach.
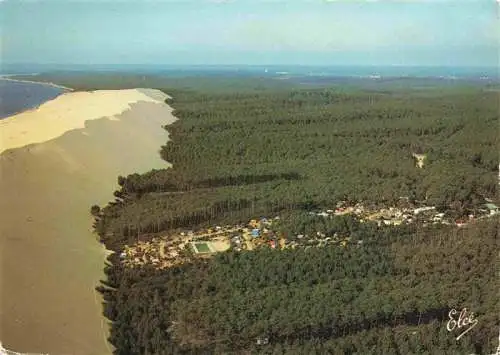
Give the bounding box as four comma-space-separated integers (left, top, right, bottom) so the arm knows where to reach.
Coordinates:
0, 88, 177, 354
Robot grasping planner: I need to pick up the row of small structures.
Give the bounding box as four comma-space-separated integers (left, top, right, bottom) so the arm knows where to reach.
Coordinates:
316, 200, 499, 227
119, 199, 499, 269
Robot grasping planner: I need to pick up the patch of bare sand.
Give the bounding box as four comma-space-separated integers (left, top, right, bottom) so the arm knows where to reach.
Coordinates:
412, 153, 426, 168
209, 240, 231, 252
0, 90, 177, 354
0, 89, 169, 154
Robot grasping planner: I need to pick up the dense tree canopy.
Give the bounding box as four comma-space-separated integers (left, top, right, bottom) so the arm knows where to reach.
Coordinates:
33, 74, 497, 354
98, 217, 498, 354
92, 79, 497, 251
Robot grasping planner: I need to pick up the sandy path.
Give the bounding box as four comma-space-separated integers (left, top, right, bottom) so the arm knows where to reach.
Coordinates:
0, 89, 176, 354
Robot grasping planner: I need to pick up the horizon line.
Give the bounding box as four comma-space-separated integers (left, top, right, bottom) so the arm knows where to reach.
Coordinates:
2, 63, 498, 68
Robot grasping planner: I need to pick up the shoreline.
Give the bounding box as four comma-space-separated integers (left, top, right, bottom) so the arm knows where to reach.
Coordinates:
0, 77, 74, 120
0, 76, 74, 92
0, 88, 170, 153
0, 88, 176, 354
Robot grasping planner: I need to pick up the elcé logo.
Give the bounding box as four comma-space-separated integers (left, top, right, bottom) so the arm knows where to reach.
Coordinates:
447, 308, 479, 341
445, 308, 500, 355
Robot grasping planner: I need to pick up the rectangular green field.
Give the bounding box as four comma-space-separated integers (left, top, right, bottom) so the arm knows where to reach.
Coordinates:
194, 242, 211, 253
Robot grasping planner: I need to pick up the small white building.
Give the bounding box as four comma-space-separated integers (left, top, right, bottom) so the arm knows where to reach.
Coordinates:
414, 206, 436, 215
485, 203, 499, 216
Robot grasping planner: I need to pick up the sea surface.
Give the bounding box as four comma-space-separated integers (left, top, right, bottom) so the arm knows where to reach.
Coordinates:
0, 79, 68, 119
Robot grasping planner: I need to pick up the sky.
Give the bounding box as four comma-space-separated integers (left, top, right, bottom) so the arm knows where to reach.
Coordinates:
1, 0, 498, 67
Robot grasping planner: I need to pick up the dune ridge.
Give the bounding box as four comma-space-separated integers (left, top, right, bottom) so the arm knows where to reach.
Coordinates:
0, 88, 171, 153
0, 88, 176, 354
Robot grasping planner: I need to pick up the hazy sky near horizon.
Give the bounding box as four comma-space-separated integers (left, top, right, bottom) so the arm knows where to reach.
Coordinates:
1, 0, 498, 66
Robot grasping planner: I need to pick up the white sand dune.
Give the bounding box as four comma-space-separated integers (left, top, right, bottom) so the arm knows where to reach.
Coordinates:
0, 88, 171, 153
0, 89, 176, 354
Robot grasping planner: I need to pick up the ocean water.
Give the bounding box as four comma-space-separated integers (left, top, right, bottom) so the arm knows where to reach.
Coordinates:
0, 79, 68, 119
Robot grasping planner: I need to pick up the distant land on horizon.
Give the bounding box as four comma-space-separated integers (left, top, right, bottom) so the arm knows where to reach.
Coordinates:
2, 63, 498, 80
